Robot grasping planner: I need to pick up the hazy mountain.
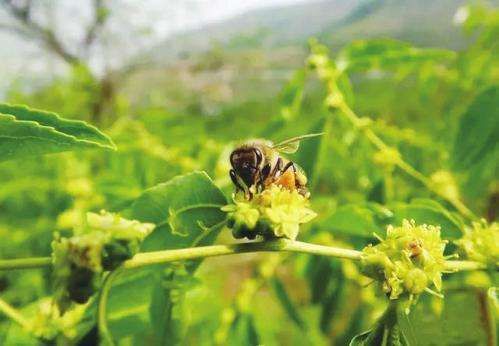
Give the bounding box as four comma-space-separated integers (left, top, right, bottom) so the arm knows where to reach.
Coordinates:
321, 0, 477, 49
149, 0, 497, 62
148, 0, 360, 61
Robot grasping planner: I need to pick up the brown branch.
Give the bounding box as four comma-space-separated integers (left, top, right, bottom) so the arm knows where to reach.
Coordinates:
0, 0, 80, 65
82, 0, 108, 48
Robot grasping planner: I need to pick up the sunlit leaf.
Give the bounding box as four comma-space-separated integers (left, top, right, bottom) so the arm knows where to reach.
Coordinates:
452, 85, 499, 170
319, 203, 392, 238
337, 39, 456, 72
259, 69, 307, 136
229, 313, 260, 346
279, 69, 307, 121
350, 303, 409, 346
400, 288, 496, 345
0, 103, 116, 161
294, 117, 330, 190
271, 277, 306, 330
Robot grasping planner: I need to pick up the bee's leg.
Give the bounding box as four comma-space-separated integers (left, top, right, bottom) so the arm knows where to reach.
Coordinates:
230, 169, 244, 192
271, 157, 283, 178
298, 186, 310, 198
281, 161, 296, 174
257, 164, 271, 192
261, 164, 271, 181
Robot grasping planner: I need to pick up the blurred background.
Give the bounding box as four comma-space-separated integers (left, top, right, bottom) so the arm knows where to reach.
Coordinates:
0, 0, 497, 344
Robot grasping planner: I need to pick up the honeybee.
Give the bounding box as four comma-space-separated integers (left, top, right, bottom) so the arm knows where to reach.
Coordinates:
229, 133, 323, 199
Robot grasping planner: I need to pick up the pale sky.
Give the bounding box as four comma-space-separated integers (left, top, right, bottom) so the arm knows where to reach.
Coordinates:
126, 0, 310, 38
0, 0, 311, 94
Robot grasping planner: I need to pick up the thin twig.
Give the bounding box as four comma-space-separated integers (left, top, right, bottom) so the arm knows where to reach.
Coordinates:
97, 269, 123, 346
0, 297, 31, 329
0, 257, 52, 270
0, 240, 490, 272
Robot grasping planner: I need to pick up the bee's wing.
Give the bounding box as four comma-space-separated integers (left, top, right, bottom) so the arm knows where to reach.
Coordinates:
271, 133, 324, 154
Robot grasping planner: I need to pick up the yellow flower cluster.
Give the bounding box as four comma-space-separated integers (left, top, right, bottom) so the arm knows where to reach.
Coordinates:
52, 211, 154, 306
372, 147, 401, 172
361, 219, 447, 301
54, 211, 154, 273
222, 185, 316, 240
456, 219, 499, 266
29, 299, 87, 342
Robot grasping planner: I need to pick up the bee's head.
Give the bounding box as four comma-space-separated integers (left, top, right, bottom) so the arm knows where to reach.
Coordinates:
230, 146, 263, 188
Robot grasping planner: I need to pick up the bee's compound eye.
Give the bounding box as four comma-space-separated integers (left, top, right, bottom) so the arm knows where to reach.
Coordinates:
230, 151, 240, 167
253, 148, 263, 166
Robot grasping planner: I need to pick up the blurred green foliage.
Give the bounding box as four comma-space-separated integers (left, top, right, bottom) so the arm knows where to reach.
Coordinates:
0, 3, 498, 345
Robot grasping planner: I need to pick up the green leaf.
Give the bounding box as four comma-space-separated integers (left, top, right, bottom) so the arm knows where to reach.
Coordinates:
350, 303, 409, 346
148, 267, 196, 344
303, 256, 347, 333
0, 103, 116, 161
320, 199, 463, 240
318, 203, 392, 238
337, 72, 355, 107
295, 116, 331, 190
259, 69, 307, 136
104, 172, 227, 342
452, 85, 499, 170
229, 313, 260, 346
106, 270, 156, 339
305, 256, 338, 304
319, 269, 345, 334
337, 39, 455, 72
400, 288, 496, 346
279, 69, 307, 121
130, 171, 227, 252
389, 199, 464, 239
271, 277, 306, 330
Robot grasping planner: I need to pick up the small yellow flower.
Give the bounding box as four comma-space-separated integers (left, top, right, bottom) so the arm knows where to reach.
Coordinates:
430, 170, 460, 202
372, 147, 401, 171
222, 201, 260, 230
456, 219, 499, 266
307, 54, 329, 70
223, 185, 316, 240
325, 92, 344, 109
